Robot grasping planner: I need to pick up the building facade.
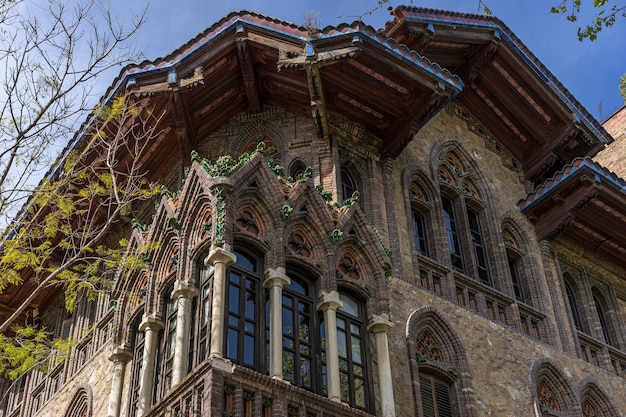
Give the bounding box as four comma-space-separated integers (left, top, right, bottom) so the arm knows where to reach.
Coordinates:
2, 6, 626, 417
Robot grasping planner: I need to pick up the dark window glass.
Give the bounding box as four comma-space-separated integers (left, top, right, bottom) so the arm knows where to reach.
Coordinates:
193, 262, 214, 367
442, 196, 464, 273
412, 210, 429, 256
159, 293, 178, 396
593, 293, 613, 345
467, 209, 490, 285
225, 250, 263, 371
341, 169, 357, 202
336, 293, 369, 411
565, 282, 583, 331
508, 257, 525, 303
129, 327, 145, 417
420, 374, 453, 417
281, 276, 317, 391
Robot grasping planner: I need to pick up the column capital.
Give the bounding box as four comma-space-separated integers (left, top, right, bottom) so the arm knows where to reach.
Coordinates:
317, 290, 343, 312
367, 314, 394, 334
171, 281, 199, 299
139, 315, 164, 332
108, 346, 132, 363
205, 246, 237, 267
263, 267, 290, 289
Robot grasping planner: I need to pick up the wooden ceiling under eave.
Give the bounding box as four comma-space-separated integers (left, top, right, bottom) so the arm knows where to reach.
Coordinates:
113, 12, 464, 173
384, 7, 611, 184
519, 158, 626, 270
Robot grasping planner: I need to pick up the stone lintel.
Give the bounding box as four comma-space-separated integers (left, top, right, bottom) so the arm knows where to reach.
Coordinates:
263, 267, 290, 288
205, 246, 237, 267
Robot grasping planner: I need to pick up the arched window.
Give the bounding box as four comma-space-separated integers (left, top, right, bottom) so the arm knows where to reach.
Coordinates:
502, 228, 530, 304
63, 386, 91, 417
593, 290, 613, 346
289, 159, 307, 180
281, 274, 319, 391
441, 196, 464, 273
192, 257, 214, 368
156, 286, 178, 397
564, 280, 584, 332
437, 150, 492, 286
409, 181, 432, 258
129, 322, 144, 417
341, 168, 357, 203
336, 293, 370, 411
225, 249, 264, 371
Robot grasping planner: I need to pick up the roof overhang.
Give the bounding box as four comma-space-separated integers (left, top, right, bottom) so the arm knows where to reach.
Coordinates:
385, 7, 612, 183
519, 158, 626, 269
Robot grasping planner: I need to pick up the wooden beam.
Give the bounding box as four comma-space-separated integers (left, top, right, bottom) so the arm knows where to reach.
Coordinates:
235, 37, 263, 113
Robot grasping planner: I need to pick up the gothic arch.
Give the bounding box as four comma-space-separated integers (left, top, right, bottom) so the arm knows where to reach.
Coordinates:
63, 384, 92, 417
530, 358, 581, 416
578, 380, 620, 417
406, 307, 478, 417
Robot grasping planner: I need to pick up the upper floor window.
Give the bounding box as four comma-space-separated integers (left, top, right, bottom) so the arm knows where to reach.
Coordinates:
281, 274, 319, 391
409, 181, 431, 258
336, 293, 370, 411
341, 168, 357, 203
437, 150, 491, 286
593, 290, 613, 346
564, 278, 584, 332
156, 286, 178, 397
225, 250, 264, 371
192, 258, 214, 368
129, 323, 145, 417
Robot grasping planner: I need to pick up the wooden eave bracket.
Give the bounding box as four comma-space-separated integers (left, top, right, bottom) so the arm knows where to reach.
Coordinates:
459, 38, 500, 85
170, 89, 198, 164
235, 27, 263, 113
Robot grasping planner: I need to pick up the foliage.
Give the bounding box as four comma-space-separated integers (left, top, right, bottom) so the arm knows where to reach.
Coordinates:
0, 95, 162, 378
0, 327, 74, 380
620, 74, 626, 103
549, 1, 626, 40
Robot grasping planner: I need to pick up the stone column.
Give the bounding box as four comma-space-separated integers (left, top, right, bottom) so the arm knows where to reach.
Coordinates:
205, 246, 237, 358
317, 290, 343, 402
368, 314, 396, 417
137, 316, 163, 417
263, 267, 291, 379
171, 281, 199, 386
106, 347, 132, 417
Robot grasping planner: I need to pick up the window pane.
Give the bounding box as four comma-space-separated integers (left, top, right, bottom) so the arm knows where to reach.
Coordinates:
227, 328, 239, 359
244, 334, 255, 365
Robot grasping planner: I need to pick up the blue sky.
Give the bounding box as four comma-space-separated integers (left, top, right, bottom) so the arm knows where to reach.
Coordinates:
109, 0, 625, 121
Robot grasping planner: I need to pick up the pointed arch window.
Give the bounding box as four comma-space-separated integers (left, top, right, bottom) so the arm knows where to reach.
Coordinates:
564, 280, 583, 332
129, 323, 144, 417
192, 257, 214, 368
336, 293, 370, 411
341, 168, 357, 203
593, 291, 613, 346
281, 274, 319, 391
409, 181, 431, 258
225, 250, 265, 371
438, 150, 493, 286
156, 286, 178, 397
442, 196, 464, 273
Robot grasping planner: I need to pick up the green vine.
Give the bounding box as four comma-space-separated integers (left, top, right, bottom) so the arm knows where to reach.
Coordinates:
214, 188, 226, 247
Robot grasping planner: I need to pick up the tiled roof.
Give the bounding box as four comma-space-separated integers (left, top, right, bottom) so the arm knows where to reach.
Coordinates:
387, 6, 612, 145
518, 157, 626, 210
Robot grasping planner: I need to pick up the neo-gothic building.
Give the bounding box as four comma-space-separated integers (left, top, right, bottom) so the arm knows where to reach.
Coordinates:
3, 6, 626, 417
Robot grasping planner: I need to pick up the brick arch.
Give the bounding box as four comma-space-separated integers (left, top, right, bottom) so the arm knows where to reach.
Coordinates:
406, 306, 478, 417
578, 380, 620, 417
530, 358, 581, 416
63, 384, 92, 417
230, 117, 288, 160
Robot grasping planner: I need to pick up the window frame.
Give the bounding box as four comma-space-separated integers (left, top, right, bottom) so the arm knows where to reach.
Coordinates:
224, 249, 266, 372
